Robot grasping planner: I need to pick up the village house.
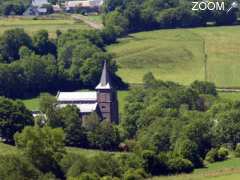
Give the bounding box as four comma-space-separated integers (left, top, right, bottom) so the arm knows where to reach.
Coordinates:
65, 0, 104, 13
24, 0, 50, 16
56, 61, 119, 124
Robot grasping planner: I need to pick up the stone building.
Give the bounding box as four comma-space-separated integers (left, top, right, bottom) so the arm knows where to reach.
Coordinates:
56, 61, 119, 124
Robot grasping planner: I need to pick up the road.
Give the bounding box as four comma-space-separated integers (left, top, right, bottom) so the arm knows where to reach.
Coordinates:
72, 14, 104, 30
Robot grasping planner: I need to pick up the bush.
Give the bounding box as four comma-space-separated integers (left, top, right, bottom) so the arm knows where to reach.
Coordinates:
235, 144, 240, 157
205, 148, 218, 163
167, 157, 194, 174
66, 156, 90, 178
68, 173, 99, 180
114, 153, 143, 172
217, 147, 229, 161
123, 169, 146, 180
142, 150, 168, 175
101, 176, 120, 180
205, 147, 229, 163
0, 154, 41, 180
89, 153, 122, 178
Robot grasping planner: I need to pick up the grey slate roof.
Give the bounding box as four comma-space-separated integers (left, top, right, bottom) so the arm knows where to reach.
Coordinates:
95, 60, 111, 89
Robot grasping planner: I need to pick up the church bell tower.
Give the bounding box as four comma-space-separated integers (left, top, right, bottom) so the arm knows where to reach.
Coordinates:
95, 61, 119, 124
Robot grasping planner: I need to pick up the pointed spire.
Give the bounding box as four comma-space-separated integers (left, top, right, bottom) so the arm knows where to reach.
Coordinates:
95, 60, 111, 90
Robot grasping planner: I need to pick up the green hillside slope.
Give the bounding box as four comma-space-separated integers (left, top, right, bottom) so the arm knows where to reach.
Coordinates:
108, 26, 240, 87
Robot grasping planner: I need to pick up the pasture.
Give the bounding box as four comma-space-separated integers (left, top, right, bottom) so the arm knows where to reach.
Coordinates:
0, 16, 91, 37
108, 26, 240, 87
151, 158, 240, 180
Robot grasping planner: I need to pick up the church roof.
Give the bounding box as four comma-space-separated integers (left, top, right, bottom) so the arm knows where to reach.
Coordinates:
95, 60, 111, 90
58, 103, 98, 113
57, 91, 97, 102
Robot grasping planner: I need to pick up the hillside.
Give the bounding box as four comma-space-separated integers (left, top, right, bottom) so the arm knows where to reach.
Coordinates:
108, 26, 240, 87
0, 16, 91, 37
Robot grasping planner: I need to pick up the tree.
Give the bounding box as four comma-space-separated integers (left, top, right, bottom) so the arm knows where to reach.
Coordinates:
58, 105, 88, 147
190, 81, 217, 96
0, 97, 33, 144
0, 28, 32, 63
14, 126, 65, 177
33, 30, 56, 56
215, 110, 240, 146
0, 154, 41, 180
39, 93, 57, 113
87, 120, 120, 150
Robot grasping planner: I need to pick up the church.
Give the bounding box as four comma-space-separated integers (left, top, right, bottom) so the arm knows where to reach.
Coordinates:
56, 61, 119, 124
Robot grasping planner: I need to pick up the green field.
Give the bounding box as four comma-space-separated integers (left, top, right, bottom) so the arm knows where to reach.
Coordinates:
108, 26, 240, 87
0, 16, 90, 37
219, 92, 240, 101
151, 158, 240, 180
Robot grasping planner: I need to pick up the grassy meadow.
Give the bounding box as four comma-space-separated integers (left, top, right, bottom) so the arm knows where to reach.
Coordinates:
108, 26, 240, 87
0, 16, 91, 37
2, 142, 240, 180
151, 158, 240, 180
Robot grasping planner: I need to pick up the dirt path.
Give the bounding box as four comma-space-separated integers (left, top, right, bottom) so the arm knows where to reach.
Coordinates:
72, 14, 104, 30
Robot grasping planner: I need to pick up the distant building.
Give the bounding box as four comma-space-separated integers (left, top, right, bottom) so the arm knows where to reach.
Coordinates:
56, 61, 119, 124
23, 0, 50, 16
64, 0, 104, 12
52, 4, 63, 12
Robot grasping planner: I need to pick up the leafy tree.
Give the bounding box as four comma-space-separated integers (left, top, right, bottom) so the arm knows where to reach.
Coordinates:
0, 97, 33, 144
0, 154, 41, 180
87, 120, 120, 150
58, 105, 88, 147
33, 30, 56, 56
39, 93, 57, 113
190, 81, 217, 96
14, 126, 65, 177
0, 28, 32, 63
89, 154, 122, 177
215, 110, 240, 146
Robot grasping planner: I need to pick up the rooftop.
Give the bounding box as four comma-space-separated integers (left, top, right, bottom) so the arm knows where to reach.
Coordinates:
57, 91, 97, 102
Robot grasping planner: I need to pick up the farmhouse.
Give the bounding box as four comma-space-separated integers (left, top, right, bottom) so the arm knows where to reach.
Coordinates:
24, 0, 50, 16
65, 0, 103, 12
57, 61, 119, 124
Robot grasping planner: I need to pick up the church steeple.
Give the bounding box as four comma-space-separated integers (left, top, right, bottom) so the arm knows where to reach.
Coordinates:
95, 60, 111, 90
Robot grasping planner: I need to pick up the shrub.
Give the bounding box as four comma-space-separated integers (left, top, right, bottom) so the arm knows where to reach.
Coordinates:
66, 156, 91, 178
0, 154, 41, 180
217, 147, 229, 161
142, 150, 168, 175
114, 153, 143, 172
205, 147, 229, 163
60, 153, 84, 175
167, 157, 194, 174
89, 153, 122, 178
235, 144, 240, 157
123, 169, 146, 180
101, 176, 120, 180
205, 148, 218, 163
68, 173, 99, 180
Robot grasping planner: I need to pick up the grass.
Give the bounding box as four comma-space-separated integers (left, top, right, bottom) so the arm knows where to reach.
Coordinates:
0, 142, 125, 158
108, 26, 240, 87
0, 16, 90, 37
0, 142, 19, 155
219, 92, 240, 101
151, 158, 240, 180
21, 97, 41, 111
